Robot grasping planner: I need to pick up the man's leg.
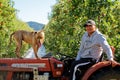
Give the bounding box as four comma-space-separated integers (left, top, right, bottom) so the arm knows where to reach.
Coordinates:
69, 58, 96, 80
69, 60, 80, 80
69, 60, 90, 80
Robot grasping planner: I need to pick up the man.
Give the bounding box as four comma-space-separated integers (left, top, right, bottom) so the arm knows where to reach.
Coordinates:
69, 20, 114, 80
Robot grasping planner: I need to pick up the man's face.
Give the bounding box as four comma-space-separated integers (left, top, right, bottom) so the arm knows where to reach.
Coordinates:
85, 25, 96, 35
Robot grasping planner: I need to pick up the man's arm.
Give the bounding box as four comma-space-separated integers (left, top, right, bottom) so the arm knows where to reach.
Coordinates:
98, 35, 114, 61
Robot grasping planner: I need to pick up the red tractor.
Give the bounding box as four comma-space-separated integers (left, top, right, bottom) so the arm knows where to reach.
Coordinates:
0, 48, 120, 80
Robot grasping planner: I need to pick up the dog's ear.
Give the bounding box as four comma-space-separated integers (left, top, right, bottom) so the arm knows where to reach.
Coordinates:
34, 31, 37, 34
32, 31, 37, 35
35, 31, 37, 34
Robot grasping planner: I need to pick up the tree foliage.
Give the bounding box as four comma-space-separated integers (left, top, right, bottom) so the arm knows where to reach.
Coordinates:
0, 0, 15, 57
45, 0, 120, 61
0, 0, 32, 58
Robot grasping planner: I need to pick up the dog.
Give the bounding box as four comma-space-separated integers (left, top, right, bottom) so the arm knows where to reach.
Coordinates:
8, 30, 45, 59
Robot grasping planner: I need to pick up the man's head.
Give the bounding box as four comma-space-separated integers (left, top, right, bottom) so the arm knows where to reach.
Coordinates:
84, 20, 96, 36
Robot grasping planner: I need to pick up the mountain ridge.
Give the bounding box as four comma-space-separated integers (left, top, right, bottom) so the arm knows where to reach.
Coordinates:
27, 21, 45, 31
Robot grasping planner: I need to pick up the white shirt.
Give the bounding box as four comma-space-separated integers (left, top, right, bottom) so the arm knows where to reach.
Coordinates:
76, 29, 113, 61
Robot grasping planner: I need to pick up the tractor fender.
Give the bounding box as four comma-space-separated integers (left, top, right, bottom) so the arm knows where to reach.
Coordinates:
82, 61, 120, 80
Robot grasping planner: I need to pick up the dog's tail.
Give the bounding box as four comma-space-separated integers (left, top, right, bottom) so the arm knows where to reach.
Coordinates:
8, 32, 15, 48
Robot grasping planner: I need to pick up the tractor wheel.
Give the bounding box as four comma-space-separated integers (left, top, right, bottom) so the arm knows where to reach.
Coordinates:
89, 67, 120, 80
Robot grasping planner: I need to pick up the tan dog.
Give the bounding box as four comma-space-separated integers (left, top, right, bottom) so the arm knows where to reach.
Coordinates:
8, 30, 45, 59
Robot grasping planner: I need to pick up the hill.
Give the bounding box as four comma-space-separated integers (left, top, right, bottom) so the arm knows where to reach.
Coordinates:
27, 21, 45, 31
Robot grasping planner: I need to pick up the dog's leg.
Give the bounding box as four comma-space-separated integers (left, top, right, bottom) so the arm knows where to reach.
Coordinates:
15, 47, 23, 59
15, 47, 22, 59
15, 40, 23, 59
32, 45, 39, 59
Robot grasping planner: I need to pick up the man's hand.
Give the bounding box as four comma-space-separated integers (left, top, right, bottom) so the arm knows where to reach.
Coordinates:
110, 60, 118, 67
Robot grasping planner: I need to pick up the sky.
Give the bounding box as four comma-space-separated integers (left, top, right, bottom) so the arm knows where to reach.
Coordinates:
12, 0, 56, 24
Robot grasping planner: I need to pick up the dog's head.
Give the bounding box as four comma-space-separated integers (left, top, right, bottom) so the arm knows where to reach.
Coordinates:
37, 30, 45, 39
35, 30, 45, 47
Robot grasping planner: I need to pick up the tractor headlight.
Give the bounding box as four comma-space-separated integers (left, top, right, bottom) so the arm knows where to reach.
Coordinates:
57, 64, 63, 68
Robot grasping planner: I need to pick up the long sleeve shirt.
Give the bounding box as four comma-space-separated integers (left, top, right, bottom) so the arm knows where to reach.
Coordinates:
76, 29, 113, 61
